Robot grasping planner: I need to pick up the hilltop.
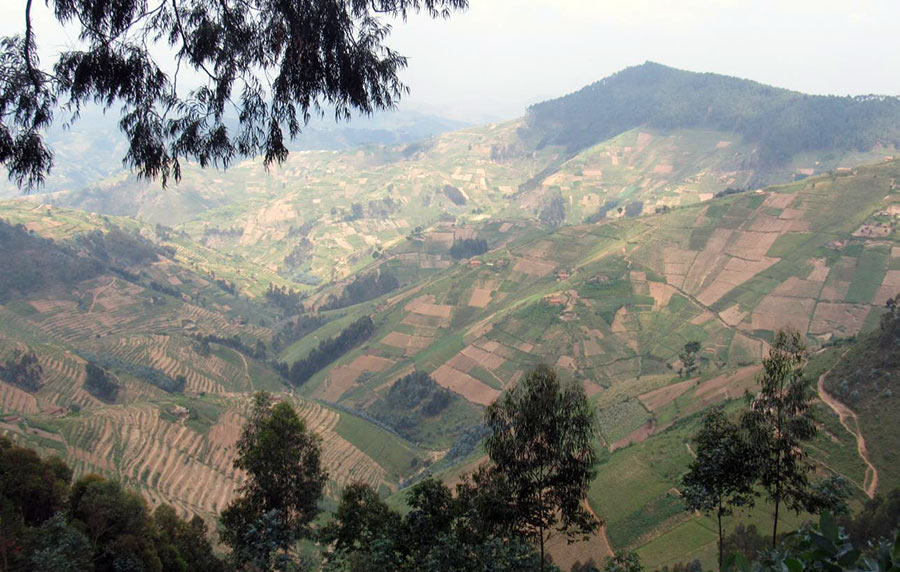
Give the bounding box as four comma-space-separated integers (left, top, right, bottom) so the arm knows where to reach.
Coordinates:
527, 62, 900, 166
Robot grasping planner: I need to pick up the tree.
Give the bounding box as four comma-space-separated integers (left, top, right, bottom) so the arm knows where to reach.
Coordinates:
221, 391, 327, 571
678, 341, 701, 377
681, 406, 756, 569
740, 329, 817, 547
69, 474, 162, 572
483, 364, 599, 572
2, 0, 468, 191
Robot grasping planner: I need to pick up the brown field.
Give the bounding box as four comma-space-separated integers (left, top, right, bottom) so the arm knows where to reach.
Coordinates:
582, 338, 605, 357
404, 295, 454, 319
0, 381, 42, 415
694, 365, 762, 403
316, 355, 395, 402
771, 277, 824, 298
763, 192, 796, 209
432, 364, 500, 406
750, 295, 815, 332
610, 420, 656, 451
809, 303, 870, 337
460, 345, 506, 370
498, 222, 513, 232
725, 231, 779, 261
653, 164, 674, 174
468, 287, 493, 308
512, 257, 556, 276
821, 280, 851, 301
380, 331, 432, 356
556, 355, 577, 371
638, 379, 696, 411
807, 258, 831, 282
695, 256, 778, 306
648, 281, 677, 309
661, 247, 699, 288
425, 232, 455, 247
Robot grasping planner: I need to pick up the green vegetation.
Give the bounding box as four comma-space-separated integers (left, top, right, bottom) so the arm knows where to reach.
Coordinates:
528, 62, 900, 167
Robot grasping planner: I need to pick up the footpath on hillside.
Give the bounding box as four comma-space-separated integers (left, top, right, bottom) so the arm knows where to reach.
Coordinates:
816, 357, 879, 498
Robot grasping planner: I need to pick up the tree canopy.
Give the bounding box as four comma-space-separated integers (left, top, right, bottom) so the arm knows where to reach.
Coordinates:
1, 0, 467, 190
483, 364, 599, 571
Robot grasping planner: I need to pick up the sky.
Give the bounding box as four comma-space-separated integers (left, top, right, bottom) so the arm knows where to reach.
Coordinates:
3, 0, 900, 124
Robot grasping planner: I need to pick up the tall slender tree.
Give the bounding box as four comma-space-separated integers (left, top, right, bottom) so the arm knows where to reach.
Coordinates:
682, 406, 756, 569
484, 364, 599, 572
741, 329, 817, 547
221, 392, 327, 571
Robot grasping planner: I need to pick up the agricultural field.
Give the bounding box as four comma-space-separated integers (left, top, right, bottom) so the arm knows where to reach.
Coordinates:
2, 126, 899, 568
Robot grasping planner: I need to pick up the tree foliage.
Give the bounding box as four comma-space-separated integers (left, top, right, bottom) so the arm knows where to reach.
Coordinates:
681, 406, 756, 569
2, 0, 467, 190
483, 364, 599, 571
287, 316, 375, 386
741, 330, 817, 546
84, 361, 121, 403
321, 478, 547, 572
221, 392, 327, 570
0, 349, 43, 392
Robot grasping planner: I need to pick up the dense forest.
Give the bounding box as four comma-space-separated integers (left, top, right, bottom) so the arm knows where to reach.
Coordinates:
320, 271, 400, 311
449, 238, 489, 259
287, 316, 376, 386
527, 62, 900, 166
0, 350, 43, 393
370, 371, 456, 438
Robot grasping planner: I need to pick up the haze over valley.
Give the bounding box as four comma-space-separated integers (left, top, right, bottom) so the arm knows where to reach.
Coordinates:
2, 25, 900, 571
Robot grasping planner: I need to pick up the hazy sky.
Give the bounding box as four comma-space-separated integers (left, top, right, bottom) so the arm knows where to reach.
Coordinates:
4, 0, 899, 123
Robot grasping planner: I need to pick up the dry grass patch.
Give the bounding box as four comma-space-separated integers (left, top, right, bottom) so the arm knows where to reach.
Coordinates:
809, 303, 870, 338
432, 364, 500, 406
468, 288, 492, 308
512, 257, 556, 277
750, 295, 815, 332
696, 256, 778, 306
772, 277, 824, 298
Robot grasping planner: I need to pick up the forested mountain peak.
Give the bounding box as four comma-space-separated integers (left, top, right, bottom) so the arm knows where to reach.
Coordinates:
527, 62, 900, 165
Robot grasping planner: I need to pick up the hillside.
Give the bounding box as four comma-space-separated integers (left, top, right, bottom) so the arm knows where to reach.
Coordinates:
527, 61, 900, 166
2, 64, 900, 569
0, 208, 433, 518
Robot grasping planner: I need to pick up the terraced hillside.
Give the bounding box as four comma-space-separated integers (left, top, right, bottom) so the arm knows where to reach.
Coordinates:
24, 66, 896, 295
0, 207, 431, 519
263, 159, 899, 567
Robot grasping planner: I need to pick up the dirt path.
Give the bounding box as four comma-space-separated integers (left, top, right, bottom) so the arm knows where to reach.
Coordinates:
817, 357, 878, 498
234, 349, 255, 392
88, 278, 116, 313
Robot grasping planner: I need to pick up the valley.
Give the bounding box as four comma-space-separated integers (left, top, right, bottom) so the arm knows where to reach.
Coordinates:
1, 63, 900, 569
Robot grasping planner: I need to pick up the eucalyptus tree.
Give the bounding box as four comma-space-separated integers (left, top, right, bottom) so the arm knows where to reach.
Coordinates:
682, 406, 756, 569
2, 0, 467, 190
741, 329, 817, 547
484, 364, 599, 572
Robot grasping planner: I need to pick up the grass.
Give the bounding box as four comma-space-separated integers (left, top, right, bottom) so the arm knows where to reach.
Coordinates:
332, 409, 427, 483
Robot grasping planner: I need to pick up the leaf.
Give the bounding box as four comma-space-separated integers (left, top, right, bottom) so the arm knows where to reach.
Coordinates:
820, 511, 838, 543
837, 549, 860, 567
809, 533, 838, 557
784, 557, 804, 572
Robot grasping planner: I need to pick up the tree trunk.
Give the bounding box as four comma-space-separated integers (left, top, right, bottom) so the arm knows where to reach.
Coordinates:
539, 526, 546, 572
717, 508, 724, 571
772, 495, 780, 548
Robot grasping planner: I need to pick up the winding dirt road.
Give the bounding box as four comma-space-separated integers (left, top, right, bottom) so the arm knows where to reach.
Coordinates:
817, 364, 878, 498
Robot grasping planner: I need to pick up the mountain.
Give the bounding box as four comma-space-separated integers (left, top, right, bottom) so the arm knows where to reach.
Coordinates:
2, 64, 900, 569
527, 61, 900, 166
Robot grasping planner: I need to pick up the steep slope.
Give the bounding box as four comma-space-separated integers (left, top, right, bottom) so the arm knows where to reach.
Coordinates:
527, 61, 900, 166
0, 207, 430, 517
